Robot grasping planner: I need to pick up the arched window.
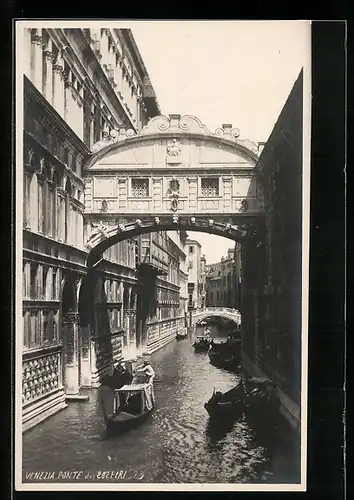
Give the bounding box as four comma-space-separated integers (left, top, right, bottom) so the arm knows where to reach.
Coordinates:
23, 170, 32, 229
29, 173, 39, 231
42, 161, 52, 236
30, 263, 39, 299
64, 178, 72, 243
52, 169, 61, 240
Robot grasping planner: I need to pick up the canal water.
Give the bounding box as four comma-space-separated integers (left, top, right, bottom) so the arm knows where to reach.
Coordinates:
22, 326, 300, 484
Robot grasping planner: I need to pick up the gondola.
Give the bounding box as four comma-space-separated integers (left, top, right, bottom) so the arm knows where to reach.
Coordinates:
176, 329, 188, 340
204, 376, 277, 422
243, 376, 279, 418
192, 335, 211, 352
204, 381, 246, 420
100, 381, 155, 435
208, 338, 241, 371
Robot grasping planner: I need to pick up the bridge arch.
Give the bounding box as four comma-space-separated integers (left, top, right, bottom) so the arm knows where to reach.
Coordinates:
85, 216, 259, 267
192, 308, 241, 327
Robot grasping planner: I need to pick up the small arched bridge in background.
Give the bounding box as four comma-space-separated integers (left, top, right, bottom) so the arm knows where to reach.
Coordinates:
192, 307, 241, 327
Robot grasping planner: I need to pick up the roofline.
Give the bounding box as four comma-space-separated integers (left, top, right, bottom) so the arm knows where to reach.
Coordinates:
120, 29, 161, 116
186, 239, 202, 247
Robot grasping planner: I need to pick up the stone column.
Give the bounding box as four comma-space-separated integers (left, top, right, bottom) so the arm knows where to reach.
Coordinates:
222, 176, 232, 211
43, 40, 54, 104
62, 312, 80, 395
80, 320, 92, 388
127, 286, 135, 359
53, 53, 65, 117
68, 202, 75, 246
64, 81, 75, 133
187, 177, 198, 211
30, 29, 43, 91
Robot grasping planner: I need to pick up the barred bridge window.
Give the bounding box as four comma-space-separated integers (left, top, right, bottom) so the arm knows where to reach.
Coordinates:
201, 177, 219, 197
132, 178, 149, 197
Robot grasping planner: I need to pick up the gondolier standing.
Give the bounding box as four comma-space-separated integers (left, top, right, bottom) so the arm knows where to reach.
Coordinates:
134, 359, 155, 384
134, 359, 156, 406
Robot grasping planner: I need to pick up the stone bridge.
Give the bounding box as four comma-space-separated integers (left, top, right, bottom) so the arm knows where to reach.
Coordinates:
83, 113, 265, 264
192, 307, 241, 327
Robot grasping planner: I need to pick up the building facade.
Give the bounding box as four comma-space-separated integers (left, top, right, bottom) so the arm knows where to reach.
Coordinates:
186, 238, 204, 311
200, 255, 207, 309
168, 230, 189, 326
20, 27, 183, 431
206, 248, 239, 308
241, 70, 303, 430
135, 230, 189, 354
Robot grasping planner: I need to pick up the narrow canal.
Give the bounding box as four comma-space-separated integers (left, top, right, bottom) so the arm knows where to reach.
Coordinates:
22, 326, 300, 484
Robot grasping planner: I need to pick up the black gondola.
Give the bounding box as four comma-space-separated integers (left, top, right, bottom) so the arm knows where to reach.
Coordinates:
100, 381, 155, 435
243, 376, 279, 418
176, 330, 188, 340
204, 381, 246, 420
208, 338, 241, 372
204, 376, 278, 422
192, 335, 211, 352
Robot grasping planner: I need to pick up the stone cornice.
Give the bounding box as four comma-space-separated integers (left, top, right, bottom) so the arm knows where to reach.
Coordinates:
23, 343, 63, 360
23, 247, 88, 274
93, 259, 138, 283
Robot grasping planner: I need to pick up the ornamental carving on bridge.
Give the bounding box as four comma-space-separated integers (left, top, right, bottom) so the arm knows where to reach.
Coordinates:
166, 138, 182, 157
90, 222, 110, 240
167, 177, 180, 212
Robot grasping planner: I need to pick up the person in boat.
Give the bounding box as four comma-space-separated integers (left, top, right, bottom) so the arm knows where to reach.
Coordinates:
134, 359, 155, 384
99, 374, 115, 420
112, 361, 132, 389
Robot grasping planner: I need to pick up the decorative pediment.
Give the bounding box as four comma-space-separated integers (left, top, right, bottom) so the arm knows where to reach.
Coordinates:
86, 114, 260, 168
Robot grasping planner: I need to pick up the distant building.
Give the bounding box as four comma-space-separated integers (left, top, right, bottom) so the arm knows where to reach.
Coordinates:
200, 255, 207, 309
186, 238, 204, 310
206, 248, 238, 308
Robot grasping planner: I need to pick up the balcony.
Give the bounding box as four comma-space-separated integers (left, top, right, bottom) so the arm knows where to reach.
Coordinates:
137, 241, 168, 276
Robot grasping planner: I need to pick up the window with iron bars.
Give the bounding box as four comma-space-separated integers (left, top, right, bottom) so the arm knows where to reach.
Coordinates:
201, 177, 219, 197
131, 178, 149, 197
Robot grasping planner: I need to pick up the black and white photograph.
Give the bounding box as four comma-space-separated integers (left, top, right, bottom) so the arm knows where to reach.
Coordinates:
15, 20, 311, 491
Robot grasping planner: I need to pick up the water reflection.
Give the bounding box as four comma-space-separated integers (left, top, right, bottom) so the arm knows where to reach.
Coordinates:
23, 329, 300, 484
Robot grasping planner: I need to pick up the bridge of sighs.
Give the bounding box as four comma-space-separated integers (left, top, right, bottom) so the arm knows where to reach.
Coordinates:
83, 113, 265, 262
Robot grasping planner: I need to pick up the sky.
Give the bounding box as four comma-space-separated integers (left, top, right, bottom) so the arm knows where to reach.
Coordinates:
126, 21, 310, 264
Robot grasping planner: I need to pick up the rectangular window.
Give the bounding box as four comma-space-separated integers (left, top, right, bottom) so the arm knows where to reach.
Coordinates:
132, 178, 149, 197
23, 264, 27, 298
52, 270, 57, 301
189, 246, 194, 254
201, 177, 219, 197
48, 187, 53, 237
30, 264, 38, 299
42, 311, 49, 342
23, 175, 30, 228
23, 311, 29, 348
